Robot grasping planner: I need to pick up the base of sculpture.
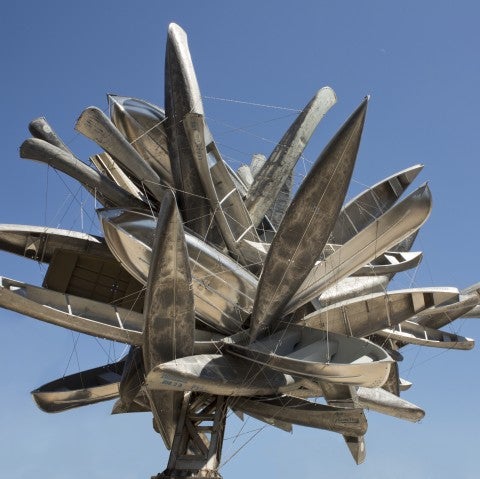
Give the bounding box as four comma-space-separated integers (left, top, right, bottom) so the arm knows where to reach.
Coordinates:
152, 393, 228, 479
153, 471, 222, 479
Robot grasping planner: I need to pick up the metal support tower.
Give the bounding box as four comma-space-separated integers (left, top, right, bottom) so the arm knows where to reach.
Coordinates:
154, 393, 228, 479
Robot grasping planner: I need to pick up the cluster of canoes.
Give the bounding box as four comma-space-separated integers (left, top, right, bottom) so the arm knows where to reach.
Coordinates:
1, 23, 478, 467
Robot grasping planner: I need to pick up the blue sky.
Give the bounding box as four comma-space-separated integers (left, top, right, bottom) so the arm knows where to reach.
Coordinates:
1, 1, 480, 478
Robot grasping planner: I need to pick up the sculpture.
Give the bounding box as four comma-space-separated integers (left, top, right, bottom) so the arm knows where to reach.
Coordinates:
0, 23, 478, 478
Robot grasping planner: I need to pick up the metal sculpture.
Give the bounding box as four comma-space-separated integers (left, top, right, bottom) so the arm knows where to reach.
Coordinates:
1, 22, 478, 478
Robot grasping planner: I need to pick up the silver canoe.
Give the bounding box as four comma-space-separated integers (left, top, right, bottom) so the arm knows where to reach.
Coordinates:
75, 106, 166, 203
142, 191, 195, 449
224, 326, 394, 388
356, 387, 424, 422
286, 183, 432, 313
301, 287, 459, 338
19, 138, 145, 209
377, 321, 474, 349
164, 23, 212, 238
249, 98, 368, 341
245, 87, 337, 227
0, 275, 222, 351
330, 164, 423, 245
0, 276, 144, 344
232, 396, 367, 437
108, 95, 173, 184
0, 224, 112, 262
146, 354, 306, 397
98, 208, 258, 333
353, 250, 423, 276
32, 361, 124, 413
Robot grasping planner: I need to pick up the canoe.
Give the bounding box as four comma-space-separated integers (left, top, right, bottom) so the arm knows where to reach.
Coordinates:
75, 106, 165, 203
377, 321, 474, 349
183, 112, 264, 270
301, 287, 459, 338
416, 292, 480, 329
356, 387, 424, 422
28, 117, 72, 154
164, 23, 211, 238
224, 326, 393, 388
32, 361, 124, 413
98, 208, 258, 333
232, 396, 367, 437
142, 191, 195, 448
146, 354, 306, 397
143, 191, 195, 368
0, 276, 144, 344
286, 183, 432, 313
90, 152, 147, 201
0, 275, 222, 352
249, 98, 368, 341
20, 138, 145, 209
0, 224, 112, 263
353, 251, 423, 276
330, 164, 423, 244
245, 87, 337, 227
108, 95, 173, 184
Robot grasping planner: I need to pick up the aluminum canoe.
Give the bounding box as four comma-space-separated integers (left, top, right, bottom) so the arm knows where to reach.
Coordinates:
142, 191, 195, 448
224, 326, 393, 388
353, 251, 423, 276
32, 361, 124, 413
90, 152, 147, 201
416, 290, 480, 329
98, 208, 257, 333
75, 106, 166, 203
245, 87, 337, 227
0, 275, 222, 352
330, 164, 423, 244
232, 396, 367, 437
146, 354, 306, 397
356, 387, 424, 422
0, 224, 112, 263
300, 287, 459, 338
377, 321, 474, 349
20, 138, 145, 209
164, 23, 211, 238
286, 183, 432, 313
0, 276, 144, 344
249, 98, 368, 341
108, 95, 173, 184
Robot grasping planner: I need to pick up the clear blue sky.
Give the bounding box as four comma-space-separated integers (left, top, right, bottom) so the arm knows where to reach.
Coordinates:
1, 2, 480, 478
